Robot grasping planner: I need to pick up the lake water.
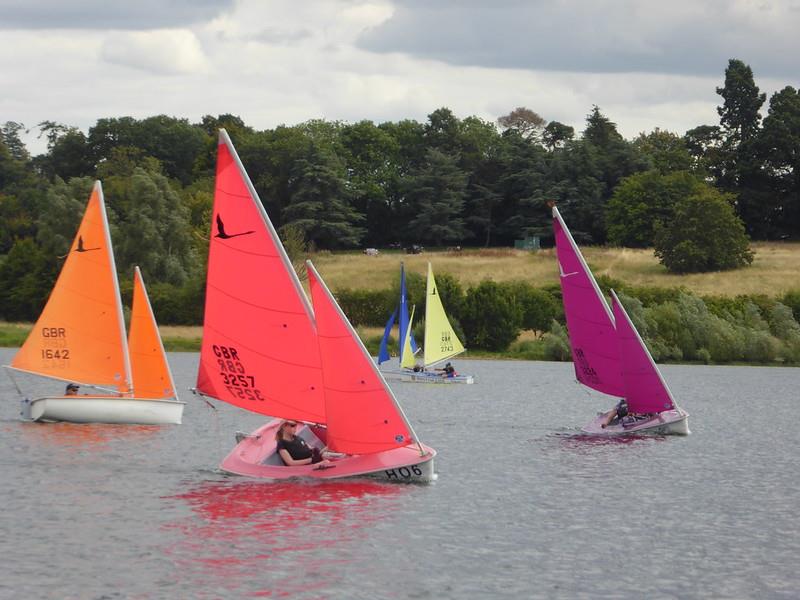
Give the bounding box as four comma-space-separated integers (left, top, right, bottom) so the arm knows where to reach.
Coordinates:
1, 348, 798, 599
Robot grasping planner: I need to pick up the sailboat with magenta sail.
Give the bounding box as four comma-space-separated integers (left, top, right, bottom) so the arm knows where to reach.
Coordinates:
553, 205, 689, 435
192, 130, 436, 482
378, 263, 473, 384
5, 182, 184, 424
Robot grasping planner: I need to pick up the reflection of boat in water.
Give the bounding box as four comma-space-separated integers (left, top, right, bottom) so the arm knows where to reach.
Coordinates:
12, 421, 161, 448
167, 480, 405, 595
552, 205, 689, 436
193, 130, 436, 482
5, 181, 183, 424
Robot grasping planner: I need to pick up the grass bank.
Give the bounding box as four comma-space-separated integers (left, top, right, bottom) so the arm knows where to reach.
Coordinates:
310, 242, 800, 297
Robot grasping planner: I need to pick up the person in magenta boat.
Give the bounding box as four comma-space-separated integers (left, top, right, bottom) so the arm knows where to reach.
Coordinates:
276, 420, 329, 466
600, 398, 628, 428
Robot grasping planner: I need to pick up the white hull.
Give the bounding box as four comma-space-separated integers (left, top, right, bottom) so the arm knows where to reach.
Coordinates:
381, 368, 474, 385
581, 407, 690, 436
22, 395, 185, 425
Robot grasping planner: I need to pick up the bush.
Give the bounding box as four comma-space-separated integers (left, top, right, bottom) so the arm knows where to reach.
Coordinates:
541, 320, 571, 361
653, 186, 754, 273
502, 281, 561, 333
335, 288, 395, 327
461, 281, 522, 351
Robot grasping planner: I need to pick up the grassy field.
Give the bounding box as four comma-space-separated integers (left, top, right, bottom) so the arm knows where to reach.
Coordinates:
2, 243, 798, 353
310, 242, 800, 297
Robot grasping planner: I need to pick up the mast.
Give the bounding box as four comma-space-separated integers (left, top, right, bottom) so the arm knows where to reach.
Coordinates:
97, 181, 133, 395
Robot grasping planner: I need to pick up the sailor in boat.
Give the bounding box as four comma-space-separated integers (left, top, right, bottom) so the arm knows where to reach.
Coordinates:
276, 421, 331, 467
600, 399, 654, 429
64, 383, 80, 396
412, 362, 425, 373
436, 362, 457, 378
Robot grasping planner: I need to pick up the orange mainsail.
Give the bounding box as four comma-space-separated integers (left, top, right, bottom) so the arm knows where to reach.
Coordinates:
128, 266, 176, 399
195, 130, 325, 423
11, 181, 131, 393
307, 262, 414, 455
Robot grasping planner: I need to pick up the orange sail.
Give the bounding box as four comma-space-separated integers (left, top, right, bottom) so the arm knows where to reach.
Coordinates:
306, 262, 414, 455
128, 267, 176, 399
195, 130, 325, 423
11, 181, 131, 393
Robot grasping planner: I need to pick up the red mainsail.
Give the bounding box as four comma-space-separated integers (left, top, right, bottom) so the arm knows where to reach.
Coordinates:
307, 262, 413, 455
196, 131, 325, 423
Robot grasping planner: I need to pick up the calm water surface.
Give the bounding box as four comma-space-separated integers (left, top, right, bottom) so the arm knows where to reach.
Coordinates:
1, 348, 798, 599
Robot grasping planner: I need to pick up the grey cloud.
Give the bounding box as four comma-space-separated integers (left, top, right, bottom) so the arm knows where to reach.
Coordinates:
0, 0, 233, 30
357, 0, 800, 79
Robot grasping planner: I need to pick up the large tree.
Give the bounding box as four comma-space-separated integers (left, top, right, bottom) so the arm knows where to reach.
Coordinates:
404, 148, 468, 245
654, 185, 754, 273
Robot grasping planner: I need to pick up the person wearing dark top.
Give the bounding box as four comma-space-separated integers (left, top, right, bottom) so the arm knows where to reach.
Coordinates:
601, 398, 629, 428
275, 420, 327, 466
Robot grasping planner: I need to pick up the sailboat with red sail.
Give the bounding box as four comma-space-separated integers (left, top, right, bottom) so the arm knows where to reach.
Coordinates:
193, 130, 436, 481
553, 205, 689, 435
5, 182, 184, 424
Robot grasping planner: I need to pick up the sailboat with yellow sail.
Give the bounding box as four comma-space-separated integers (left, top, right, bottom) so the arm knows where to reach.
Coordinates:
380, 263, 474, 384
4, 182, 184, 424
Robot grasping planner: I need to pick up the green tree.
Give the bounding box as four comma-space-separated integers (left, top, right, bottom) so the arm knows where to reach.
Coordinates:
36, 177, 95, 257
542, 121, 574, 151
404, 148, 468, 245
715, 59, 768, 236
632, 129, 693, 174
757, 86, 800, 236
606, 170, 704, 247
654, 185, 754, 273
0, 238, 55, 320
282, 144, 364, 248
461, 281, 522, 351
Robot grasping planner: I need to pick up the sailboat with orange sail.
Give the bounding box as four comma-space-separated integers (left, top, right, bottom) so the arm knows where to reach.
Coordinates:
5, 181, 184, 424
192, 130, 436, 482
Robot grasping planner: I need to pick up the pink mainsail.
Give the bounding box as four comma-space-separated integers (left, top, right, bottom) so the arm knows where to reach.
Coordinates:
196, 131, 325, 424
306, 262, 415, 455
611, 290, 676, 414
552, 207, 624, 396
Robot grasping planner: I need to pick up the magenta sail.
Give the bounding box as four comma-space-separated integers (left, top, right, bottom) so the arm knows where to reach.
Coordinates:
553, 210, 624, 397
611, 291, 675, 414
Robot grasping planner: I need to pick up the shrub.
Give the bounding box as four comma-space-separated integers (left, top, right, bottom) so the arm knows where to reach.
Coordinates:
335, 288, 395, 327
541, 320, 571, 361
653, 186, 754, 273
502, 281, 561, 333
461, 281, 522, 351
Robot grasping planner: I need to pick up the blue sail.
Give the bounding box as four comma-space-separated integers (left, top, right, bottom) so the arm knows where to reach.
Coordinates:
398, 263, 418, 364
377, 307, 397, 364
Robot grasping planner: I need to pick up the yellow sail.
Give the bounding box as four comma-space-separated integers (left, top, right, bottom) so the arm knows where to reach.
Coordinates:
11, 181, 131, 393
128, 267, 177, 399
400, 305, 418, 370
423, 262, 465, 367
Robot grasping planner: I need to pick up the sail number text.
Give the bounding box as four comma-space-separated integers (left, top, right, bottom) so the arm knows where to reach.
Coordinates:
440, 331, 453, 353
213, 344, 266, 402
40, 327, 70, 366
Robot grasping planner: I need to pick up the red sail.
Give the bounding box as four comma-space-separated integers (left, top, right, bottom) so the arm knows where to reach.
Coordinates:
307, 262, 413, 455
196, 131, 325, 423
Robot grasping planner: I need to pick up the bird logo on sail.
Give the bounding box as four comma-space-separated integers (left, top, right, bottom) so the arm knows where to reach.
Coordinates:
74, 236, 100, 253
558, 261, 578, 278
215, 215, 254, 239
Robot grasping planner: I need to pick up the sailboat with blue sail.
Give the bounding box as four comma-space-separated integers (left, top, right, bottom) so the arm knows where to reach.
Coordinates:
378, 263, 474, 384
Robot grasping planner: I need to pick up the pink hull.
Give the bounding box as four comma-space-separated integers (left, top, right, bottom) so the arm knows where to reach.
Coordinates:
220, 419, 437, 482
581, 407, 690, 436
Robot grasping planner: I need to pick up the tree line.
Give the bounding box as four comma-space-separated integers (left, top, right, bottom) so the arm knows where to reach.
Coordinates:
1, 58, 798, 323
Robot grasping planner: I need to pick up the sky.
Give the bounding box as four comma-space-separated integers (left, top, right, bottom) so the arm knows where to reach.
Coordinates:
1, 0, 798, 156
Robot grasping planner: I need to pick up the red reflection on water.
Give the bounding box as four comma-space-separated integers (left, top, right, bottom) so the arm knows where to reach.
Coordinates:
166, 479, 407, 597
10, 421, 160, 448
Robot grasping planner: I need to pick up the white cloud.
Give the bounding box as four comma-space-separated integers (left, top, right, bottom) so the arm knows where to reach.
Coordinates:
100, 30, 207, 75
0, 0, 792, 157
